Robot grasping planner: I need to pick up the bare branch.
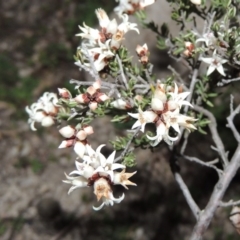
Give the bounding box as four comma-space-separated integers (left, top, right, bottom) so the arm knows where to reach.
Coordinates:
226, 97, 240, 143
168, 65, 189, 90
175, 172, 201, 220
116, 54, 129, 90
194, 105, 229, 167
190, 144, 240, 240
81, 44, 100, 81
183, 155, 223, 175
180, 129, 190, 154
217, 76, 240, 86
70, 79, 122, 97
170, 152, 200, 220
219, 199, 240, 207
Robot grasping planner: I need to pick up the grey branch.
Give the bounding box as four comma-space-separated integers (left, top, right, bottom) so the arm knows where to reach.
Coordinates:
183, 155, 223, 175
226, 97, 240, 143
175, 172, 201, 220
116, 54, 129, 90
219, 199, 240, 207
217, 76, 240, 86
194, 105, 229, 167
189, 144, 240, 240
114, 127, 140, 163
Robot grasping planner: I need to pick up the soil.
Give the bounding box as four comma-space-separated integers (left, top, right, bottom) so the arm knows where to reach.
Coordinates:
0, 1, 239, 240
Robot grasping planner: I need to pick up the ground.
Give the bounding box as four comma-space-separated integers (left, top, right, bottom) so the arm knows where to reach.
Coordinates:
0, 0, 240, 239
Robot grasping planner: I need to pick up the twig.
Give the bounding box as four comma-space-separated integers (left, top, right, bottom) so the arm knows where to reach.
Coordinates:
180, 131, 190, 154
183, 155, 223, 175
219, 199, 240, 207
190, 144, 240, 240
170, 151, 200, 220
194, 105, 229, 168
226, 98, 240, 143
70, 79, 122, 97
217, 76, 240, 86
175, 172, 201, 220
81, 44, 100, 81
70, 79, 122, 89
114, 127, 140, 162
168, 65, 188, 90
116, 54, 129, 90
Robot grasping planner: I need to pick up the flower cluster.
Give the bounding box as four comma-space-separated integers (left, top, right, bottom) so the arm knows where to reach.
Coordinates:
128, 81, 197, 146
25, 92, 59, 131
75, 8, 139, 72
58, 125, 93, 158
63, 145, 136, 210
75, 80, 109, 110
194, 27, 229, 76
136, 43, 149, 64
25, 3, 199, 212
114, 0, 156, 15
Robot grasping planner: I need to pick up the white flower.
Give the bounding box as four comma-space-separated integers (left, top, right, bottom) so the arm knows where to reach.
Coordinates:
75, 41, 114, 72
167, 83, 192, 110
128, 108, 157, 132
147, 121, 177, 146
113, 169, 137, 189
93, 178, 125, 211
201, 50, 228, 76
196, 32, 217, 47
25, 92, 59, 131
63, 145, 136, 211
75, 8, 139, 72
93, 145, 126, 181
77, 8, 139, 50
76, 22, 100, 44
114, 0, 155, 15
129, 81, 197, 146
190, 0, 201, 5
63, 173, 88, 194
164, 108, 197, 133
69, 161, 95, 179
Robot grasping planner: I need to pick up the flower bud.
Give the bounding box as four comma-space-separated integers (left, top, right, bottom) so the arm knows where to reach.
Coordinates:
183, 41, 194, 57
111, 99, 131, 109
190, 0, 201, 5
58, 139, 75, 148
83, 126, 94, 135
59, 125, 75, 138
74, 141, 86, 158
76, 130, 87, 141
41, 116, 55, 127
58, 88, 72, 99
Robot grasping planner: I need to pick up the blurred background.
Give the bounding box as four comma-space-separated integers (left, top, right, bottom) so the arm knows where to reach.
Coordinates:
0, 0, 240, 239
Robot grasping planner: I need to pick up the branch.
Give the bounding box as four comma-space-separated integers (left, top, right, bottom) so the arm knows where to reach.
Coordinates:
219, 199, 240, 207
217, 76, 240, 87
168, 65, 189, 90
175, 172, 201, 220
116, 54, 129, 90
81, 44, 100, 81
189, 144, 240, 240
183, 155, 223, 175
170, 151, 200, 220
194, 105, 229, 167
70, 79, 122, 97
114, 127, 140, 162
226, 97, 240, 143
